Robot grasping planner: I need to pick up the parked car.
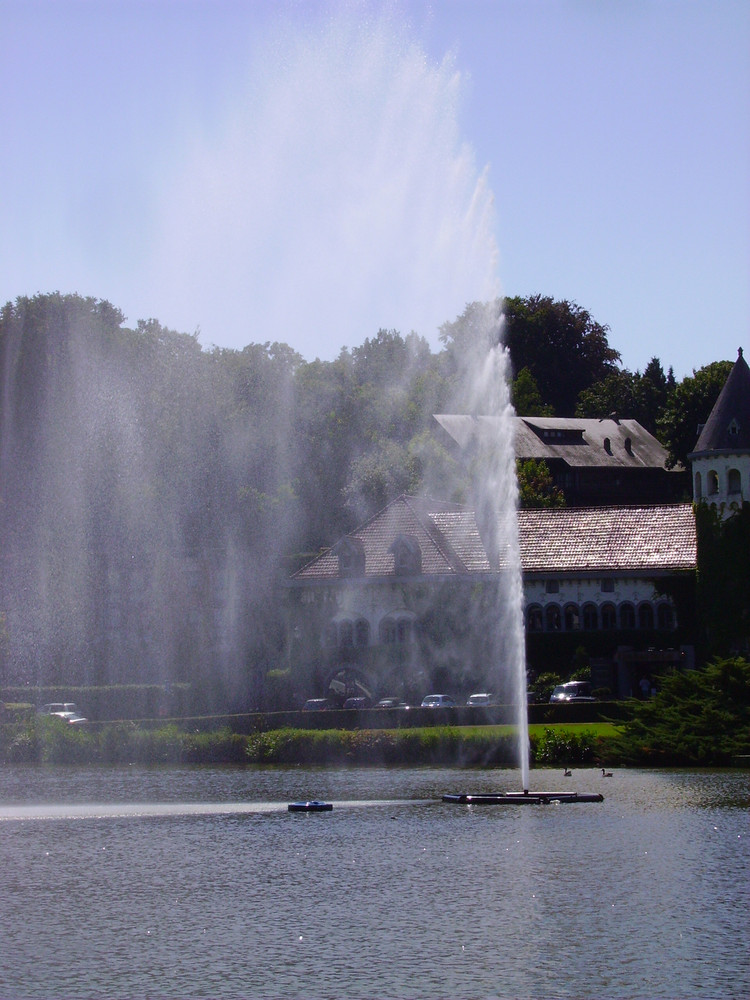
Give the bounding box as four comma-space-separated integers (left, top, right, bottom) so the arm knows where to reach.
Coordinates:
342, 697, 369, 710
421, 694, 457, 708
466, 692, 494, 706
39, 702, 88, 724
302, 698, 329, 711
549, 681, 595, 703
374, 697, 410, 709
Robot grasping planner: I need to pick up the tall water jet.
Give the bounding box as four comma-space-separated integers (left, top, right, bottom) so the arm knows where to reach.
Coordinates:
443, 301, 530, 791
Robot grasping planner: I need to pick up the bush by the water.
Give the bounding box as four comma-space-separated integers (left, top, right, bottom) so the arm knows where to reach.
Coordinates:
610, 656, 750, 766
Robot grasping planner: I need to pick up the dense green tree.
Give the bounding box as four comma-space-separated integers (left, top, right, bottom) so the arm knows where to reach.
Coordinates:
576, 357, 674, 435
439, 295, 620, 415
516, 459, 565, 509
501, 295, 620, 415
658, 360, 733, 468
511, 367, 554, 416
695, 502, 750, 657
610, 656, 750, 765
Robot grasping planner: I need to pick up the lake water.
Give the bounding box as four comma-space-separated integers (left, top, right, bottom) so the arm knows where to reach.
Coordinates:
0, 765, 747, 999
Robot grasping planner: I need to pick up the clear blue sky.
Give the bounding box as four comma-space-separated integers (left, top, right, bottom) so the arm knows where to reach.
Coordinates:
2, 0, 748, 380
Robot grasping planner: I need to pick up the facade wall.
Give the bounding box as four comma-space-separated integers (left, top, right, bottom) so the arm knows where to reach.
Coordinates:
692, 452, 750, 515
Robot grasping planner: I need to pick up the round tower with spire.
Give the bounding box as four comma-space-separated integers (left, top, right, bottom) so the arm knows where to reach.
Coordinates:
688, 347, 750, 516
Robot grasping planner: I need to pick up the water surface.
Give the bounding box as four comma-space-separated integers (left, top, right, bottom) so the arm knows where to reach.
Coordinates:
1, 766, 747, 999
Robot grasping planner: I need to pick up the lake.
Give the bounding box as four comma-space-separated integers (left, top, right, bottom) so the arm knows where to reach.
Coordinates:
1, 765, 747, 999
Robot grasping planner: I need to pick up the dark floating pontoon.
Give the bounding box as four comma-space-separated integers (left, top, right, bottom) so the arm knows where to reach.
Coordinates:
288, 800, 333, 812
442, 791, 603, 805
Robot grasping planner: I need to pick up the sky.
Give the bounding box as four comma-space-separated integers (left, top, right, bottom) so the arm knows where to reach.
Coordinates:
2, 0, 748, 380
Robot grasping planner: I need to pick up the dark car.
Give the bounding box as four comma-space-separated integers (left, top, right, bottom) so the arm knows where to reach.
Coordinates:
302, 698, 329, 711
549, 681, 595, 703
374, 697, 410, 709
421, 694, 457, 708
342, 697, 369, 710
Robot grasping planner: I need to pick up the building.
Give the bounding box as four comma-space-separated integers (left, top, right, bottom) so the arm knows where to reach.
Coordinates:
689, 348, 750, 516
435, 414, 688, 506
287, 494, 696, 704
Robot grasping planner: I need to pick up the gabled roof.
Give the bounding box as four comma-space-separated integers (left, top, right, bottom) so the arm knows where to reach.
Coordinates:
291, 495, 696, 582
434, 414, 673, 470
690, 348, 750, 455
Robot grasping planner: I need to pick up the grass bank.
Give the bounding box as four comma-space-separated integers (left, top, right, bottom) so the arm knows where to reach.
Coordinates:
0, 717, 621, 767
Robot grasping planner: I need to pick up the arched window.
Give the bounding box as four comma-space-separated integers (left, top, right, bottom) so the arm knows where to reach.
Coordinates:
657, 603, 674, 630
708, 470, 719, 495
694, 471, 702, 498
379, 619, 396, 644
545, 604, 561, 632
582, 603, 598, 630
638, 603, 654, 629
355, 619, 370, 647
324, 622, 338, 647
396, 618, 412, 644
339, 620, 353, 647
527, 605, 543, 632
564, 604, 580, 631
620, 603, 636, 629
601, 603, 617, 629
728, 468, 741, 494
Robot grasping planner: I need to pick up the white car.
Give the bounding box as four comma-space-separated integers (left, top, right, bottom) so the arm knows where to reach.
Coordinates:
39, 702, 88, 724
466, 692, 494, 706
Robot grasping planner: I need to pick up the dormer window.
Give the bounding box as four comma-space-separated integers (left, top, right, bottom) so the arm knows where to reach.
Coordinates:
333, 537, 365, 578
389, 534, 422, 576
728, 418, 740, 438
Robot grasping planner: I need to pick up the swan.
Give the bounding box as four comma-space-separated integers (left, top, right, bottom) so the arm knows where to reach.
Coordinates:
601, 768, 613, 777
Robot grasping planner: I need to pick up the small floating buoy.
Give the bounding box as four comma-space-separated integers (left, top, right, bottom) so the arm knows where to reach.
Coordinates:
288, 800, 333, 813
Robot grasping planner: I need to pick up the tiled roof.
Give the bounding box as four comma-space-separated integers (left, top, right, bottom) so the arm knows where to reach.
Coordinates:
516, 504, 696, 573
292, 496, 696, 581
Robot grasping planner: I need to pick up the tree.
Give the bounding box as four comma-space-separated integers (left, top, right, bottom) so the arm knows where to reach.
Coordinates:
516, 459, 565, 509
501, 295, 620, 415
658, 361, 734, 468
576, 358, 674, 436
610, 656, 750, 765
512, 367, 554, 416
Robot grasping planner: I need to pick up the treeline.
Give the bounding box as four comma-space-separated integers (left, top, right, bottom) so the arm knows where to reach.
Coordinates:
0, 292, 733, 704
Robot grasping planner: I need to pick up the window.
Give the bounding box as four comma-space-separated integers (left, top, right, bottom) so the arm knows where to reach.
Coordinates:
620, 603, 636, 629
324, 622, 338, 647
657, 603, 674, 630
694, 472, 702, 498
379, 619, 396, 644
582, 603, 598, 630
601, 603, 617, 629
728, 468, 741, 494
397, 619, 412, 643
708, 470, 719, 495
339, 621, 353, 647
527, 605, 543, 632
389, 535, 422, 576
564, 604, 580, 631
355, 619, 370, 647
545, 580, 559, 594
333, 537, 365, 577
601, 579, 615, 593
545, 604, 561, 631
638, 603, 654, 629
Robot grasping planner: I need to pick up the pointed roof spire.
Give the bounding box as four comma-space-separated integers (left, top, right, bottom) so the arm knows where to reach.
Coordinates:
692, 347, 750, 453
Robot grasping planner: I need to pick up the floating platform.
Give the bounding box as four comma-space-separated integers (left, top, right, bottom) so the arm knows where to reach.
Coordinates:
442, 791, 603, 805
288, 800, 333, 812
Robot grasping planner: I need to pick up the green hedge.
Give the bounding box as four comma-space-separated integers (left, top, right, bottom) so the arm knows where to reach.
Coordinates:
0, 717, 612, 768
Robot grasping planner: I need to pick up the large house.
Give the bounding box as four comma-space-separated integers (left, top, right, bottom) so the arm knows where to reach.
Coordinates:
288, 495, 695, 704
286, 351, 747, 705
435, 414, 688, 505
